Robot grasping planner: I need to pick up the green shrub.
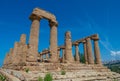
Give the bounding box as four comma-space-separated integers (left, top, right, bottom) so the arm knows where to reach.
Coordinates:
44, 73, 52, 81
38, 76, 43, 81
61, 70, 66, 75
114, 79, 118, 81
0, 74, 6, 81
25, 68, 29, 73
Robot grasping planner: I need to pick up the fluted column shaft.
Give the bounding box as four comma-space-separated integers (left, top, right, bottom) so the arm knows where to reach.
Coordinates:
28, 15, 41, 62
94, 39, 101, 64
49, 21, 58, 62
86, 38, 94, 64
75, 44, 80, 63
83, 42, 88, 64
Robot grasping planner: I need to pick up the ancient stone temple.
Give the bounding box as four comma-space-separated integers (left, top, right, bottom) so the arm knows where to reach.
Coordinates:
1, 8, 120, 81
2, 8, 105, 69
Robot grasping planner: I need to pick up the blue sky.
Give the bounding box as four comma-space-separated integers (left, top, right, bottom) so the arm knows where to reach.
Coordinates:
0, 0, 120, 67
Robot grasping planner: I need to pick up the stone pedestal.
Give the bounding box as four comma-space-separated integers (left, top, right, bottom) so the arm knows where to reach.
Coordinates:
65, 31, 74, 63
86, 38, 94, 64
49, 21, 58, 63
94, 39, 102, 64
27, 14, 41, 62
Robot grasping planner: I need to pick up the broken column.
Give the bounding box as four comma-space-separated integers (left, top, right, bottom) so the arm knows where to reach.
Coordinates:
49, 20, 58, 63
20, 34, 26, 44
20, 34, 28, 64
86, 38, 94, 64
12, 42, 19, 65
3, 53, 8, 66
27, 14, 41, 62
65, 31, 74, 63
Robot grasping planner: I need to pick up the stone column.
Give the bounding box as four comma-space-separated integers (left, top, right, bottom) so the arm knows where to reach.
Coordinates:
65, 31, 74, 63
86, 38, 94, 64
74, 43, 80, 63
49, 20, 58, 63
20, 34, 28, 64
83, 41, 88, 64
9, 48, 13, 64
6, 54, 10, 65
27, 14, 41, 62
62, 48, 65, 63
40, 54, 43, 62
57, 48, 60, 60
13, 42, 19, 65
20, 34, 26, 44
3, 53, 9, 67
46, 54, 49, 59
93, 39, 102, 65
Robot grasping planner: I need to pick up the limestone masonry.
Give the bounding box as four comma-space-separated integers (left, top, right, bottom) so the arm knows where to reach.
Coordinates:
1, 8, 120, 81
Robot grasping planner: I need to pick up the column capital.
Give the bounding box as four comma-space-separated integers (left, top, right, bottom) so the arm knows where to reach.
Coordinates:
49, 20, 58, 27
91, 34, 99, 40
92, 37, 99, 41
86, 37, 91, 41
57, 47, 61, 51
29, 14, 42, 21
82, 40, 86, 44
74, 42, 79, 46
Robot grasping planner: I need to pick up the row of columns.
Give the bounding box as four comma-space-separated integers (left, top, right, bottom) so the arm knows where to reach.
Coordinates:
38, 32, 101, 65
73, 36, 101, 65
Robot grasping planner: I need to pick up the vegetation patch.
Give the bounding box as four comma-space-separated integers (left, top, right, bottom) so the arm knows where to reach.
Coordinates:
61, 70, 66, 75
0, 74, 6, 81
38, 76, 43, 81
44, 73, 53, 81
25, 68, 29, 73
105, 63, 120, 73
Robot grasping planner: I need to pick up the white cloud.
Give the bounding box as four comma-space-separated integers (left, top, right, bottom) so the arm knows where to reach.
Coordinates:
110, 51, 120, 56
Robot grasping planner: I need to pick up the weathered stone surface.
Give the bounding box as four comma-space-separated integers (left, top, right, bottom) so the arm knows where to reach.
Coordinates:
62, 49, 65, 63
49, 21, 58, 63
74, 43, 80, 63
1, 64, 120, 81
93, 39, 102, 65
65, 31, 74, 63
4, 53, 10, 66
27, 15, 41, 62
83, 41, 88, 64
20, 34, 26, 44
86, 38, 94, 64
32, 8, 56, 22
